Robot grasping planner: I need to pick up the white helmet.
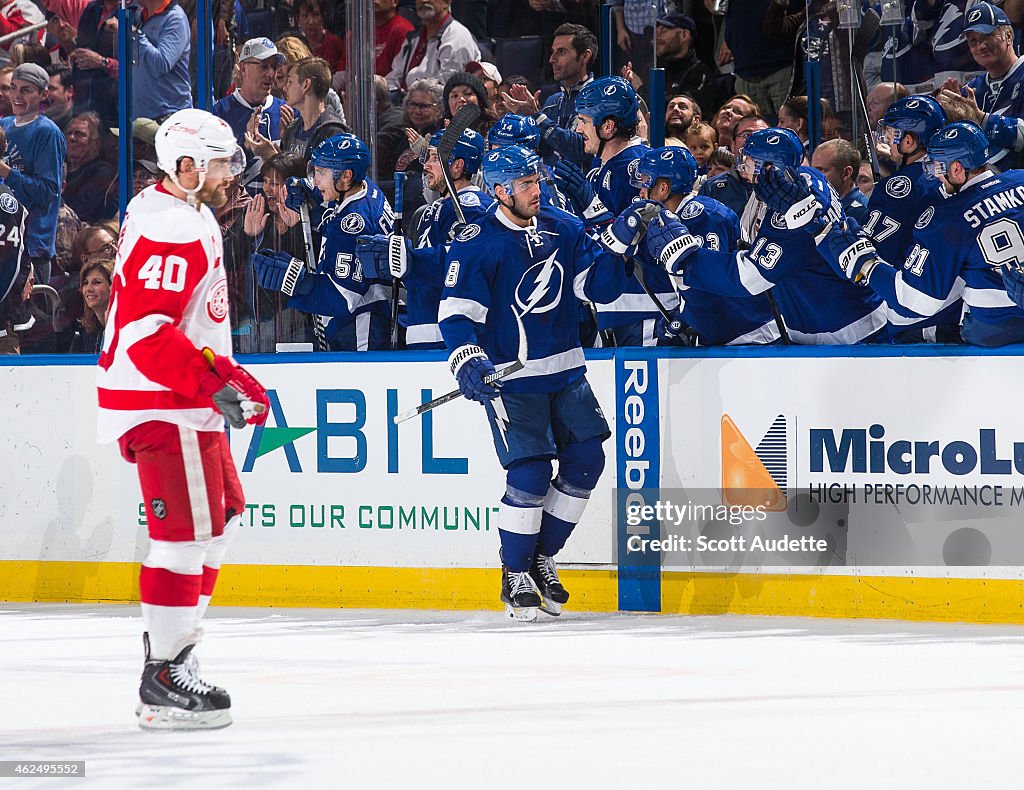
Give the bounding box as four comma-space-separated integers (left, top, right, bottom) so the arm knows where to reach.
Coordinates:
154, 109, 243, 201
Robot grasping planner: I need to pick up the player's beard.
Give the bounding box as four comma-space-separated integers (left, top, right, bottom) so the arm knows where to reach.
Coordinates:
196, 179, 231, 209
506, 192, 539, 221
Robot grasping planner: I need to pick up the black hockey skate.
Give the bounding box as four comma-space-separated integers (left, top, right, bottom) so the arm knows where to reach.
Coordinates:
529, 553, 570, 616
137, 632, 232, 731
501, 565, 541, 622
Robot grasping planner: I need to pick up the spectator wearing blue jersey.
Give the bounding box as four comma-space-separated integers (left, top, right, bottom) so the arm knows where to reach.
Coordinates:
0, 64, 65, 285
501, 22, 596, 169
213, 38, 288, 193
132, 0, 191, 122
937, 2, 1024, 171
811, 139, 869, 226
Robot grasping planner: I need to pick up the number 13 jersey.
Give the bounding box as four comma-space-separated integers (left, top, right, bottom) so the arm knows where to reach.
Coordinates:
97, 183, 232, 443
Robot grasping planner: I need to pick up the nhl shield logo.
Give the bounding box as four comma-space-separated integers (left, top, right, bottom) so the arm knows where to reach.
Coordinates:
151, 499, 167, 520
341, 213, 365, 234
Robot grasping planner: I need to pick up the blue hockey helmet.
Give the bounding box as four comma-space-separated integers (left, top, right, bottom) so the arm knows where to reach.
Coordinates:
574, 76, 639, 129
923, 120, 990, 180
632, 146, 699, 195
310, 133, 370, 182
486, 113, 540, 150
480, 144, 541, 195
423, 127, 486, 175
738, 127, 804, 180
877, 95, 946, 149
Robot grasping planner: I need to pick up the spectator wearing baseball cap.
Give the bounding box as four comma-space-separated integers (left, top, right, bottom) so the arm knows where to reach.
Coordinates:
622, 13, 716, 118
132, 0, 192, 122
212, 38, 289, 194
0, 63, 66, 285
937, 1, 1024, 171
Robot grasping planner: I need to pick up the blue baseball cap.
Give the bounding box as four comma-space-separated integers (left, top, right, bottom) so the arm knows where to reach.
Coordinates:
963, 2, 1011, 34
656, 13, 696, 33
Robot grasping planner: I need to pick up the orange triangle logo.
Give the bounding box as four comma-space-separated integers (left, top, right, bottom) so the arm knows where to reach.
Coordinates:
721, 414, 787, 511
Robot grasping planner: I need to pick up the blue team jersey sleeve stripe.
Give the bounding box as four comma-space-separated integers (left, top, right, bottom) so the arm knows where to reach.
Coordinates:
963, 286, 1017, 308
438, 296, 489, 324
736, 252, 775, 295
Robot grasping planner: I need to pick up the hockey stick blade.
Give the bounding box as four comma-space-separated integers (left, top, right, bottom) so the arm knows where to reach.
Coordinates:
437, 104, 481, 226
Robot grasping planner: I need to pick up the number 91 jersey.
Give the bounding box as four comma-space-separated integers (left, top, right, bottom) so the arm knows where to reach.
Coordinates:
96, 183, 232, 444
882, 169, 1024, 329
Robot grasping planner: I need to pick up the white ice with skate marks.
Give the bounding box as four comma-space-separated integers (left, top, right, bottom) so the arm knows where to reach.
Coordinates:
4, 605, 1024, 788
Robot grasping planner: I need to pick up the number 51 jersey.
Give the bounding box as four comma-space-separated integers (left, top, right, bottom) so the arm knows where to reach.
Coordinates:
96, 183, 232, 444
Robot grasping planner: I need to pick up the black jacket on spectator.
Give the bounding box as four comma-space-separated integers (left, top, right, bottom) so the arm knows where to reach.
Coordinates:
376, 103, 407, 183
65, 159, 118, 224
279, 108, 346, 163
725, 0, 794, 79
74, 0, 123, 127
663, 50, 717, 118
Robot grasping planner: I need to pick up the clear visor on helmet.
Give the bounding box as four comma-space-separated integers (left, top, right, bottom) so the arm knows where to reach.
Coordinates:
500, 170, 541, 195
875, 122, 903, 149
736, 152, 767, 180
420, 146, 440, 166
630, 169, 656, 189
206, 147, 245, 178
921, 155, 949, 181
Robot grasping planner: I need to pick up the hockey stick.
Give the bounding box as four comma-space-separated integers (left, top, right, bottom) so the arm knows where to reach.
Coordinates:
393, 307, 528, 425
853, 9, 882, 180
299, 201, 330, 352
390, 171, 406, 350
436, 104, 481, 226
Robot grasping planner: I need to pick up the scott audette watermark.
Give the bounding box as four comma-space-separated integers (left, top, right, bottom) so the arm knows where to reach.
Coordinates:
626, 534, 828, 554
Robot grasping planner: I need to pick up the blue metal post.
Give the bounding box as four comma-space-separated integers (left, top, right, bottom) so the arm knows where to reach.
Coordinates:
648, 67, 665, 148
600, 2, 614, 77
196, 0, 213, 111
117, 0, 133, 221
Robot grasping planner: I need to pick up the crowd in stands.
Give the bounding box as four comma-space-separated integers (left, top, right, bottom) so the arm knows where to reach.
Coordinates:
4, 0, 1024, 354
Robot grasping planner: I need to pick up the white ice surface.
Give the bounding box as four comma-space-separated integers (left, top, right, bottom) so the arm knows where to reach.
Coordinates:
3, 605, 1024, 789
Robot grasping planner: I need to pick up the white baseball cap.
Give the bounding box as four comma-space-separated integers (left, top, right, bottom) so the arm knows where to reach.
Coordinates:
239, 37, 285, 64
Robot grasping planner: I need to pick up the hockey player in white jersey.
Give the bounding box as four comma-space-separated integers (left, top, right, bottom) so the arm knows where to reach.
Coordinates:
96, 109, 270, 730
438, 145, 632, 621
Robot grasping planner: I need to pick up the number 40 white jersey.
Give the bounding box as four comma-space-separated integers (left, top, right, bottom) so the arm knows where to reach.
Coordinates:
96, 183, 233, 444
869, 169, 1024, 329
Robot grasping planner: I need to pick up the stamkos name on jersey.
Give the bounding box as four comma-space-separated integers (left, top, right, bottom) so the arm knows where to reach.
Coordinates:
963, 184, 1024, 228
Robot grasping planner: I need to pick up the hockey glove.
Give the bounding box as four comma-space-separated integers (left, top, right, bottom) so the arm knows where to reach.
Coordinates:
552, 159, 613, 224
646, 209, 701, 275
252, 249, 314, 296
356, 234, 410, 279
285, 176, 323, 213
655, 310, 696, 347
1001, 264, 1024, 310
755, 165, 824, 231
598, 200, 661, 255
198, 349, 269, 429
818, 227, 880, 285
449, 344, 501, 403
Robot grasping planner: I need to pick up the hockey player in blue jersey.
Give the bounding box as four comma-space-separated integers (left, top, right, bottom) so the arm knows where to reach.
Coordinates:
627, 146, 780, 346
252, 134, 395, 350
356, 128, 492, 350
438, 145, 627, 621
487, 114, 565, 210
870, 95, 962, 342
811, 120, 1024, 347
644, 128, 887, 345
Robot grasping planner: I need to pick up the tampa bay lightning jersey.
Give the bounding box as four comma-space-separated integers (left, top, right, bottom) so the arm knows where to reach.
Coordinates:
879, 17, 939, 86
698, 169, 753, 219
405, 186, 495, 349
670, 196, 779, 346
915, 0, 996, 75
966, 56, 1024, 170
588, 138, 651, 214
439, 205, 625, 393
868, 169, 1024, 329
288, 181, 394, 334
681, 166, 887, 344
211, 91, 288, 190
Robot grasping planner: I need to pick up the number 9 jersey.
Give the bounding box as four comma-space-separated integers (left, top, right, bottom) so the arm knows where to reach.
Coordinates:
96, 183, 233, 444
